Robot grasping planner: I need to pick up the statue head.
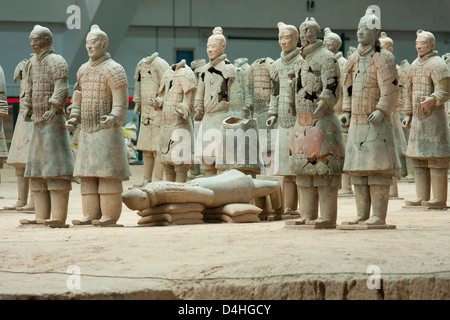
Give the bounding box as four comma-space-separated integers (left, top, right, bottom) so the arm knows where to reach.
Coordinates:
86, 24, 108, 61
206, 27, 226, 61
122, 188, 150, 211
415, 29, 435, 57
277, 22, 299, 54
357, 9, 380, 47
379, 32, 394, 53
299, 17, 320, 48
323, 27, 342, 54
29, 25, 53, 54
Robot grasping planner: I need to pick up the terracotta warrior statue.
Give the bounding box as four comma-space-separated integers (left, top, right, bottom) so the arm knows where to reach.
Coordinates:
133, 52, 170, 186
340, 10, 401, 226
122, 169, 281, 212
193, 27, 236, 177
152, 59, 197, 183
266, 22, 302, 213
244, 57, 274, 175
0, 65, 8, 194
378, 32, 408, 197
229, 57, 250, 118
402, 30, 450, 208
289, 18, 344, 228
66, 25, 131, 227
323, 27, 352, 196
4, 59, 35, 212
20, 25, 74, 228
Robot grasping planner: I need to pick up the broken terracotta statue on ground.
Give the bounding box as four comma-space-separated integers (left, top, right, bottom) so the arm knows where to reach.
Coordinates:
122, 169, 281, 225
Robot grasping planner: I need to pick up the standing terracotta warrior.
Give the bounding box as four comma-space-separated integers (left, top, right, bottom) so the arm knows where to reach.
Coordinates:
0, 65, 8, 193
66, 25, 131, 227
244, 57, 274, 175
229, 57, 250, 118
378, 32, 408, 197
340, 10, 400, 226
193, 27, 236, 176
20, 25, 74, 228
289, 18, 344, 228
133, 52, 170, 186
323, 27, 352, 196
4, 59, 35, 211
266, 22, 302, 213
153, 59, 196, 182
402, 30, 450, 208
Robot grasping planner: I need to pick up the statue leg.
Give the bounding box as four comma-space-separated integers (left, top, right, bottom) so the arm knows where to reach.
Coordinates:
175, 165, 188, 183
4, 167, 28, 209
20, 178, 50, 225
72, 178, 101, 225
389, 177, 399, 198
164, 164, 176, 182
423, 160, 448, 207
296, 176, 318, 221
405, 159, 430, 206
362, 184, 390, 225
339, 173, 353, 195
44, 179, 71, 228
342, 176, 370, 225
314, 185, 338, 228
92, 179, 124, 227
284, 176, 298, 213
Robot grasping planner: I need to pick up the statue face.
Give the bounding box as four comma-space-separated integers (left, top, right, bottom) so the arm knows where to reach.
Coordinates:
357, 20, 377, 46
415, 36, 433, 57
278, 28, 298, 54
299, 25, 317, 48
206, 38, 224, 61
323, 38, 339, 54
85, 34, 106, 61
29, 33, 48, 54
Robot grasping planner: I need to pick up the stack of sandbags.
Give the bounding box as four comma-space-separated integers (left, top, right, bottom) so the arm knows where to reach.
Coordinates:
137, 203, 205, 227
203, 203, 262, 223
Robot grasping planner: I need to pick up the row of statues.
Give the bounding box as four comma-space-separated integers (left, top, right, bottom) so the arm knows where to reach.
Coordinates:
1, 7, 449, 229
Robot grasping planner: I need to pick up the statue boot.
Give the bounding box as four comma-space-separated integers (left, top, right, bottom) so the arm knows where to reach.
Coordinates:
405, 167, 430, 206
338, 173, 353, 195
92, 193, 123, 227
342, 183, 370, 225
20, 190, 50, 225
421, 168, 448, 207
284, 177, 298, 214
389, 177, 399, 198
45, 191, 70, 228
72, 193, 101, 225
313, 186, 338, 229
297, 185, 318, 224
4, 170, 28, 210
361, 184, 390, 225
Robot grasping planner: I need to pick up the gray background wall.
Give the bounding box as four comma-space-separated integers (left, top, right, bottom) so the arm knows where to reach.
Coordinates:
1, 0, 449, 98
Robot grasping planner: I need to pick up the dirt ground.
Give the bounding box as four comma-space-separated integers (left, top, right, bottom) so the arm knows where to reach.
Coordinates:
0, 163, 449, 300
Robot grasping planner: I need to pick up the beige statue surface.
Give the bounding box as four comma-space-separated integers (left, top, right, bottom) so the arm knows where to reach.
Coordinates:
323, 27, 352, 196
245, 57, 274, 175
229, 57, 250, 118
66, 25, 131, 227
0, 64, 8, 197
402, 30, 450, 208
4, 59, 35, 212
339, 10, 400, 228
266, 22, 302, 214
153, 59, 196, 183
288, 18, 344, 229
188, 58, 206, 179
122, 169, 281, 225
193, 27, 236, 176
20, 25, 74, 228
133, 52, 170, 186
378, 32, 408, 198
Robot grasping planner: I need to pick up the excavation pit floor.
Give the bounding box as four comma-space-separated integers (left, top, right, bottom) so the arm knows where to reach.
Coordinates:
0, 164, 449, 300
